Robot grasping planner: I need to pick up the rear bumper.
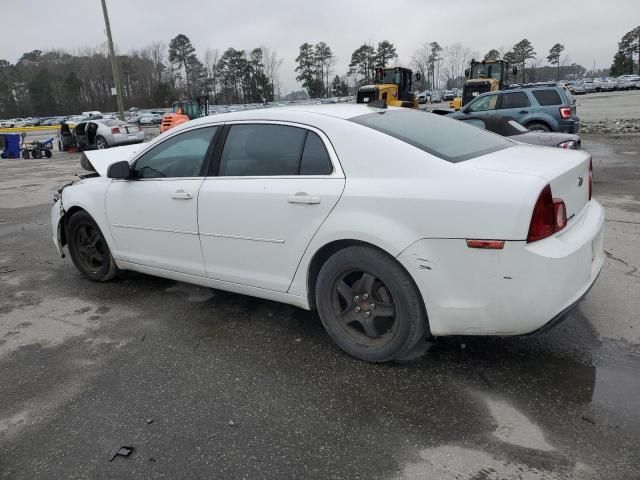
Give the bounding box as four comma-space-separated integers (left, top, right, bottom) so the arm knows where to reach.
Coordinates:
397, 200, 604, 336
559, 117, 580, 134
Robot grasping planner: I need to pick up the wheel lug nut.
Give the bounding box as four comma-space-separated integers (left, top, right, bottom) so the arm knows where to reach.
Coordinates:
354, 296, 359, 302
370, 304, 375, 310
355, 307, 361, 313
364, 312, 371, 317
362, 294, 368, 300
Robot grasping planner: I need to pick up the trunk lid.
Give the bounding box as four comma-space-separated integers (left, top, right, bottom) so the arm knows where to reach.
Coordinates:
465, 144, 591, 225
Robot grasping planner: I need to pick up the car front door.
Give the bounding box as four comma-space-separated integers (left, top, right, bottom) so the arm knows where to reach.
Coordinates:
497, 91, 532, 124
105, 125, 219, 276
198, 122, 345, 292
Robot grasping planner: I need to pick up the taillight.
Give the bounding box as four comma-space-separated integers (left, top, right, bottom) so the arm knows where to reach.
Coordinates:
559, 106, 572, 119
527, 185, 567, 242
111, 127, 120, 134
557, 140, 576, 149
589, 160, 593, 201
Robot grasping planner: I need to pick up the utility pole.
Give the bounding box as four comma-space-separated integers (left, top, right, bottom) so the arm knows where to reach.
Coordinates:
100, 0, 125, 120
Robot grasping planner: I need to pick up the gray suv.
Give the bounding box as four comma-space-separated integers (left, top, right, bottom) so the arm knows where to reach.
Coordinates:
452, 84, 579, 133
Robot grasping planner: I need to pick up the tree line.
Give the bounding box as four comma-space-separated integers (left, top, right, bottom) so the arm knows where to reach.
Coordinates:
2, 27, 638, 117
0, 34, 283, 117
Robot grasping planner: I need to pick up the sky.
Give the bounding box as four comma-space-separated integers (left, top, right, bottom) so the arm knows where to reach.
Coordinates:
2, 0, 638, 92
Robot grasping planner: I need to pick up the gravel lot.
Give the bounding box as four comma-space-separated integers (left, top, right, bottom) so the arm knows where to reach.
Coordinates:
1, 107, 640, 478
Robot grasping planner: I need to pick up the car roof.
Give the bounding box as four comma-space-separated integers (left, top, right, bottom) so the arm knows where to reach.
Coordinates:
186, 104, 396, 127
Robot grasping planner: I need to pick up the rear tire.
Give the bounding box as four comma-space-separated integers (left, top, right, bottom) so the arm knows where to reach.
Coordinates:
45, 149, 52, 158
96, 136, 108, 149
67, 211, 118, 282
315, 246, 427, 362
527, 122, 551, 132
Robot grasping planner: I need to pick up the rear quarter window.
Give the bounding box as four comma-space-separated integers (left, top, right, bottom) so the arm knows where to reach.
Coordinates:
350, 110, 512, 163
532, 89, 563, 106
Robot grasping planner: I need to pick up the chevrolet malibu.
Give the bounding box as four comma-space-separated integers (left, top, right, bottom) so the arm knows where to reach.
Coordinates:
51, 105, 604, 362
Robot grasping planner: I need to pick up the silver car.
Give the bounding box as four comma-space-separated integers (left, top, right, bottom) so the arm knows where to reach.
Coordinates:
74, 119, 144, 150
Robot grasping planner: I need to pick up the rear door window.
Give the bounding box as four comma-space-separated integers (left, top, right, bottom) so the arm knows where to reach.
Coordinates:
500, 92, 530, 109
300, 131, 333, 175
532, 89, 563, 106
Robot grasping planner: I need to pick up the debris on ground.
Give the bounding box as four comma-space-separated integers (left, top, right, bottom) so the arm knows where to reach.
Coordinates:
582, 415, 596, 425
145, 418, 153, 424
108, 445, 134, 461
228, 420, 238, 427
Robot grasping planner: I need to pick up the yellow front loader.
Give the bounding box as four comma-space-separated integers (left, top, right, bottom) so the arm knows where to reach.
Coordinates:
357, 67, 418, 109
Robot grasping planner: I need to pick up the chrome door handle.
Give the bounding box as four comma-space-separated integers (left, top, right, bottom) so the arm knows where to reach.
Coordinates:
288, 193, 321, 204
171, 190, 193, 200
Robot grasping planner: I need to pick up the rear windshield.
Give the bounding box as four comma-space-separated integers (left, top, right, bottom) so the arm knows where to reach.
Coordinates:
350, 110, 511, 163
532, 89, 563, 106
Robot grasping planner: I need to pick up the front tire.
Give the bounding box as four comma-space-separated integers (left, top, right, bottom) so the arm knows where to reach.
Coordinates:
67, 211, 118, 282
315, 246, 427, 362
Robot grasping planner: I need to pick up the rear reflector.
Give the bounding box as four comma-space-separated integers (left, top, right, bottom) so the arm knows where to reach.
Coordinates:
559, 107, 572, 119
466, 239, 505, 249
553, 198, 567, 230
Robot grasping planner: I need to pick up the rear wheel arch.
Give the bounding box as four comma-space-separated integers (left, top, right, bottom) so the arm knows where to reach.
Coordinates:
526, 119, 552, 131
306, 239, 428, 321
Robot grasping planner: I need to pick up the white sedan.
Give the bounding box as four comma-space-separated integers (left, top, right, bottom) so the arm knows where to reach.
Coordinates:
51, 105, 604, 362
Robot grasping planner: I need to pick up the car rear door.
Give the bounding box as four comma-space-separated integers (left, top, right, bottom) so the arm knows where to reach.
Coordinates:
463, 93, 499, 117
497, 91, 532, 124
197, 122, 345, 292
105, 125, 219, 276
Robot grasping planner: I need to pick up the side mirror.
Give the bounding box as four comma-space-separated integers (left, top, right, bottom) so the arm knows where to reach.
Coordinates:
107, 161, 132, 179
415, 72, 421, 81
464, 68, 470, 77
512, 67, 518, 75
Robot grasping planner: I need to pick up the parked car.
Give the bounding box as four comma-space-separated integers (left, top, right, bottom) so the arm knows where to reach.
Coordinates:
417, 90, 431, 104
73, 118, 144, 150
456, 114, 581, 149
430, 91, 443, 103
139, 114, 163, 125
567, 82, 586, 95
452, 84, 579, 133
442, 90, 455, 101
51, 105, 602, 362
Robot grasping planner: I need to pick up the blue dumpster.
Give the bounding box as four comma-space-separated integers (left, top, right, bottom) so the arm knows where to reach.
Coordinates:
1, 134, 21, 159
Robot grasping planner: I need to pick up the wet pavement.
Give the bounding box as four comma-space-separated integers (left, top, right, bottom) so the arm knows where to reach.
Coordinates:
1, 134, 639, 479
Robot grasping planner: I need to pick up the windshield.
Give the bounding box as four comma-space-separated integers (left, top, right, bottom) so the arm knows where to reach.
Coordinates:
376, 70, 401, 85
470, 63, 504, 82
350, 110, 512, 163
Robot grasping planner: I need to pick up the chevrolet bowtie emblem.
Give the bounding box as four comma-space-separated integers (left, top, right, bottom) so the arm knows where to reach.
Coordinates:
578, 176, 584, 186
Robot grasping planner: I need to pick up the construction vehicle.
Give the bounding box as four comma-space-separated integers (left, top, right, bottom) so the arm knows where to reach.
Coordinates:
356, 67, 419, 109
160, 97, 209, 133
449, 60, 517, 110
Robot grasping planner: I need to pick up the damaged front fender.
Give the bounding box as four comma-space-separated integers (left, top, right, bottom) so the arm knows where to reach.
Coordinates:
51, 198, 66, 258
